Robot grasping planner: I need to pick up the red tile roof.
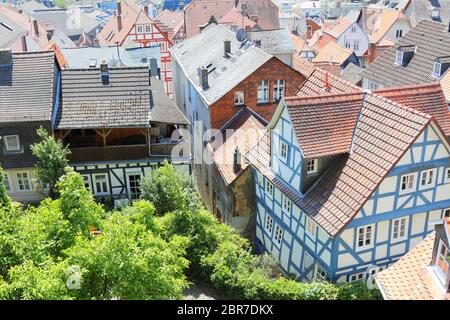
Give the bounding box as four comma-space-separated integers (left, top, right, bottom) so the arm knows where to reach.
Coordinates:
312, 42, 354, 65
292, 55, 316, 78
308, 31, 336, 53
374, 83, 450, 136
247, 91, 433, 236
323, 17, 353, 38
376, 232, 449, 300
218, 7, 257, 30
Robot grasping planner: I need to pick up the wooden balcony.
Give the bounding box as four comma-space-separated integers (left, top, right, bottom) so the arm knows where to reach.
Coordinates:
149, 139, 190, 157
69, 144, 149, 163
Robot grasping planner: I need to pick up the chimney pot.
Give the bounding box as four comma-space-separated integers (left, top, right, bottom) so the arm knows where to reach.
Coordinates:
33, 20, 39, 36
233, 147, 241, 173
223, 39, 231, 56
255, 39, 261, 47
117, 2, 122, 16
118, 15, 123, 31
144, 6, 149, 15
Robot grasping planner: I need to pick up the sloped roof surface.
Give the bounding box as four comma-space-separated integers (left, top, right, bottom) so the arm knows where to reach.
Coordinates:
247, 28, 296, 54
0, 51, 55, 123
312, 41, 354, 64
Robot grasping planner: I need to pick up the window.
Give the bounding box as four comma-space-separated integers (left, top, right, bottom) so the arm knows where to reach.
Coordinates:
420, 169, 436, 188
357, 225, 373, 248
145, 25, 151, 33
445, 168, 450, 183
302, 252, 314, 280
257, 80, 269, 103
351, 26, 357, 33
395, 29, 403, 38
136, 25, 143, 33
93, 174, 109, 195
274, 225, 283, 244
4, 173, 10, 191
353, 40, 359, 51
82, 175, 91, 191
315, 265, 328, 282
265, 179, 274, 196
306, 159, 318, 174
16, 172, 31, 191
392, 217, 407, 240
265, 215, 273, 232
306, 217, 317, 237
435, 240, 449, 282
128, 174, 142, 200
273, 80, 285, 101
234, 91, 244, 105
395, 50, 403, 65
350, 272, 364, 282
444, 208, 450, 219
345, 41, 351, 49
400, 173, 416, 192
432, 61, 441, 78
282, 196, 292, 213
4, 135, 21, 152
280, 142, 288, 161
369, 81, 379, 90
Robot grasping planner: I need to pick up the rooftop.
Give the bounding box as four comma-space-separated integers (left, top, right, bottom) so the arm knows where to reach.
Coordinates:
362, 20, 450, 86
170, 24, 273, 105
312, 41, 354, 65
247, 28, 296, 54
322, 17, 354, 38
218, 7, 258, 30
0, 51, 55, 123
369, 8, 409, 44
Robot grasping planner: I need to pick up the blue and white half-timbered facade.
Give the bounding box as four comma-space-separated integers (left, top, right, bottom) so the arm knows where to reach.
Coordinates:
247, 92, 450, 283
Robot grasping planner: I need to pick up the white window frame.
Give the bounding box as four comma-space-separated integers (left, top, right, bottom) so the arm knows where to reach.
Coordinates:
432, 61, 442, 78
81, 174, 91, 191
391, 217, 408, 241
16, 172, 31, 192
234, 91, 245, 106
257, 80, 269, 103
127, 172, 142, 200
282, 195, 292, 213
435, 240, 449, 284
4, 172, 11, 192
274, 224, 283, 245
349, 272, 365, 282
306, 159, 318, 174
353, 40, 359, 51
345, 40, 351, 49
357, 225, 373, 249
395, 50, 403, 65
273, 80, 285, 101
445, 168, 450, 183
280, 141, 288, 161
145, 25, 151, 33
265, 179, 274, 197
136, 25, 144, 34
4, 135, 21, 152
400, 172, 417, 193
351, 26, 357, 33
315, 264, 328, 282
419, 168, 436, 189
265, 215, 273, 233
93, 173, 109, 195
306, 216, 317, 238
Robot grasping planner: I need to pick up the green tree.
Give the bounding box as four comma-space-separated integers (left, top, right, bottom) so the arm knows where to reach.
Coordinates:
0, 166, 10, 209
30, 127, 71, 198
65, 212, 190, 300
140, 161, 201, 215
53, 0, 68, 9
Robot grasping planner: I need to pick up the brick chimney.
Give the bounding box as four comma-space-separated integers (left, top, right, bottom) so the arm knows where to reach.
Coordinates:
117, 2, 122, 16
198, 66, 208, 90
118, 15, 122, 32
223, 39, 231, 56
144, 6, 149, 15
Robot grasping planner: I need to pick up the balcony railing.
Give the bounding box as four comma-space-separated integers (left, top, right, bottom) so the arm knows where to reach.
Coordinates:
69, 144, 149, 163
149, 139, 190, 157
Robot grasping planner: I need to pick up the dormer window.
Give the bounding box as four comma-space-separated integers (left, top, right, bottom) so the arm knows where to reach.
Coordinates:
435, 240, 449, 284
306, 159, 318, 174
433, 61, 441, 78
432, 57, 450, 78
3, 135, 21, 153
395, 45, 415, 66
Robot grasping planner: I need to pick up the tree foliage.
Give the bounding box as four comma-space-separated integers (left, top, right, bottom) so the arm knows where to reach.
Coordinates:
30, 127, 71, 198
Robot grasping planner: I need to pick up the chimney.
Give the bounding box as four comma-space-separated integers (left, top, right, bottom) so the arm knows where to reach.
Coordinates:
33, 20, 39, 36
198, 66, 208, 89
323, 71, 329, 92
100, 61, 110, 85
46, 29, 54, 41
233, 147, 241, 173
0, 49, 12, 65
117, 2, 122, 16
144, 6, 149, 15
255, 39, 261, 48
117, 15, 122, 32
223, 39, 231, 56
18, 9, 23, 14
21, 35, 28, 52
149, 58, 158, 77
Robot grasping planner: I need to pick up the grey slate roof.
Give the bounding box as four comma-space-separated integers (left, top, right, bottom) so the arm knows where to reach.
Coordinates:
0, 51, 55, 123
247, 28, 296, 54
150, 78, 189, 125
0, 10, 27, 48
340, 62, 363, 85
56, 66, 152, 129
170, 24, 273, 105
361, 20, 450, 87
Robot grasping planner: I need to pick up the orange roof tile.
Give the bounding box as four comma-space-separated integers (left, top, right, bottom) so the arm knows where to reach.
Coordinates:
209, 108, 266, 185
376, 232, 449, 300
312, 41, 354, 65
440, 69, 450, 103
323, 17, 354, 38
44, 41, 67, 69
308, 30, 337, 53
218, 7, 257, 30
292, 55, 316, 78
370, 8, 408, 44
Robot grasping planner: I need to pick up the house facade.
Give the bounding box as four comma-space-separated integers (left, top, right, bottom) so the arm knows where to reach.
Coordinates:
246, 91, 450, 283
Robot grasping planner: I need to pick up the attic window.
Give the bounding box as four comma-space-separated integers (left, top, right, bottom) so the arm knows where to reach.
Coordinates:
433, 61, 441, 78
432, 57, 450, 78
395, 50, 403, 65
395, 45, 415, 66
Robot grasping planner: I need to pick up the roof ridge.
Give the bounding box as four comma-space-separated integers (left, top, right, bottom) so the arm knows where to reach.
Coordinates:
314, 67, 361, 90
286, 91, 363, 105
373, 82, 443, 93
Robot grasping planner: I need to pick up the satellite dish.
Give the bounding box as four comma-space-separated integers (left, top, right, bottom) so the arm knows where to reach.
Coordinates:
241, 4, 248, 11
236, 28, 247, 42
